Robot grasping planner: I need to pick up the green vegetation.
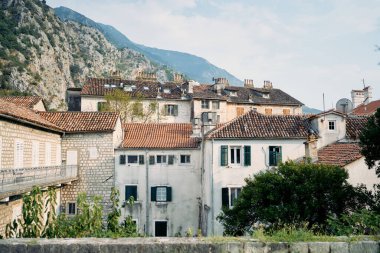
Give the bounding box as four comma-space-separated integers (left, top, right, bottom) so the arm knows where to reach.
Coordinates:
5, 186, 137, 238
218, 161, 377, 236
360, 108, 380, 176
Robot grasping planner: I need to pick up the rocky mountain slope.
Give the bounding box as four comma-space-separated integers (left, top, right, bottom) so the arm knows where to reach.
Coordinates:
54, 6, 242, 85
0, 0, 175, 109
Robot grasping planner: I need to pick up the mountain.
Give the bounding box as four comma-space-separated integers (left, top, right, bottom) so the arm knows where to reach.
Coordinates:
54, 6, 242, 85
302, 105, 322, 114
0, 0, 174, 109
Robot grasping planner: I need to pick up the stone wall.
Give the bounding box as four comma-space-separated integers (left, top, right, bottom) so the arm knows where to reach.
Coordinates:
0, 198, 22, 236
0, 238, 379, 253
60, 132, 115, 214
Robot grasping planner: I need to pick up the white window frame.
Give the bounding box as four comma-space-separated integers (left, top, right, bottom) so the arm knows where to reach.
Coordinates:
45, 142, 51, 166
229, 187, 241, 208
14, 139, 24, 169
328, 120, 336, 131
127, 155, 139, 164
156, 155, 167, 164
165, 104, 177, 116
180, 154, 191, 164
230, 146, 242, 165
201, 100, 209, 109
156, 186, 167, 202
66, 202, 77, 216
32, 141, 39, 167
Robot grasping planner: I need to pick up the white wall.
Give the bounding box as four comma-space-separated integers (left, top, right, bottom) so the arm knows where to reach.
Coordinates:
311, 114, 346, 149
345, 157, 380, 189
115, 148, 201, 236
81, 96, 104, 112
204, 138, 306, 236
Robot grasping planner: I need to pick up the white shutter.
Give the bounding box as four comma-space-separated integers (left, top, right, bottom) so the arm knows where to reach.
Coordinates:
32, 141, 39, 167
56, 144, 61, 165
14, 139, 24, 168
45, 142, 51, 166
66, 150, 78, 166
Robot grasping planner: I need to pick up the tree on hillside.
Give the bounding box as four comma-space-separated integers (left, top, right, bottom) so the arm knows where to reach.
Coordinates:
217, 161, 370, 236
360, 108, 380, 176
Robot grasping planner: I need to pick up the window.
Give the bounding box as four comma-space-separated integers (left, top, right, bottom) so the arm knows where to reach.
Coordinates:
180, 155, 190, 164
67, 202, 76, 215
230, 147, 241, 164
125, 185, 138, 201
156, 155, 167, 164
164, 104, 178, 116
14, 139, 24, 168
236, 107, 244, 116
328, 120, 336, 131
151, 186, 172, 202
120, 155, 126, 165
222, 187, 242, 208
283, 109, 290, 115
221, 145, 251, 166
56, 144, 61, 165
149, 155, 155, 165
45, 142, 51, 166
269, 146, 282, 166
155, 221, 168, 237
168, 155, 175, 165
128, 155, 138, 164
201, 100, 209, 109
265, 108, 272, 115
32, 141, 39, 167
88, 147, 98, 160
212, 101, 220, 109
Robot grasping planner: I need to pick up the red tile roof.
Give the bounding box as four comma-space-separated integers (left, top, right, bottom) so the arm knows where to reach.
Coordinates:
121, 123, 200, 149
351, 100, 380, 116
317, 142, 362, 167
0, 96, 43, 110
38, 112, 119, 133
346, 116, 368, 140
0, 100, 62, 132
207, 110, 310, 139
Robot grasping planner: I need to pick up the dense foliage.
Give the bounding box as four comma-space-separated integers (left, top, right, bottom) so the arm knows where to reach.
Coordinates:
217, 162, 372, 236
360, 108, 380, 176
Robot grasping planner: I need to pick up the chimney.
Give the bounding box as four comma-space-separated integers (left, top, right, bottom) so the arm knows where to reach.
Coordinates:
244, 79, 254, 88
136, 71, 157, 81
191, 117, 201, 137
174, 73, 184, 83
187, 80, 199, 94
213, 77, 229, 95
363, 86, 373, 105
304, 133, 318, 162
263, 80, 273, 89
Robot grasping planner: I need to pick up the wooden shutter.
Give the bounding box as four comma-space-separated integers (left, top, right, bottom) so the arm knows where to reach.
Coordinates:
149, 155, 155, 165
220, 145, 228, 166
244, 146, 251, 166
166, 187, 172, 202
222, 188, 229, 208
277, 146, 282, 164
125, 185, 138, 201
120, 155, 126, 165
139, 155, 144, 165
151, 187, 157, 201
173, 105, 178, 116
236, 107, 244, 116
168, 155, 174, 165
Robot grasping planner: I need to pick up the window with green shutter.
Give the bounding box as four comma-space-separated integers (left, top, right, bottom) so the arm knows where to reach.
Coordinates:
244, 146, 251, 166
269, 146, 282, 166
120, 155, 126, 165
151, 186, 172, 202
149, 155, 155, 165
139, 155, 144, 165
222, 188, 229, 208
221, 145, 228, 166
168, 155, 175, 165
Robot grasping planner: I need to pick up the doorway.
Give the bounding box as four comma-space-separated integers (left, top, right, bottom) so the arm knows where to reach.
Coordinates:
154, 221, 167, 237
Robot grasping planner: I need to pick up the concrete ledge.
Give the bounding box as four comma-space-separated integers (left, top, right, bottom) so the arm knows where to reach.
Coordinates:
0, 238, 378, 253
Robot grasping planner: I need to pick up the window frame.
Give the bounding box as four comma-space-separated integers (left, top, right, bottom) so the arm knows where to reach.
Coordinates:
125, 185, 138, 201
201, 100, 209, 109
269, 146, 282, 166
230, 146, 241, 165
212, 100, 220, 110
180, 154, 191, 164
156, 155, 167, 164
164, 104, 178, 116
328, 120, 336, 131
222, 187, 242, 208
127, 155, 139, 164
67, 202, 77, 216
151, 186, 172, 202
119, 155, 126, 165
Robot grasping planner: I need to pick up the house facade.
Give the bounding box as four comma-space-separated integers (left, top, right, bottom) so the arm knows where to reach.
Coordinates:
203, 111, 311, 235
115, 123, 201, 236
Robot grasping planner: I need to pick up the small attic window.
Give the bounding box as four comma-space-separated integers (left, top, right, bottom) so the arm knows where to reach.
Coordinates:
111, 84, 117, 88
131, 85, 137, 90
262, 94, 270, 99
143, 86, 149, 90
163, 88, 171, 94
124, 85, 132, 92
104, 84, 110, 88
229, 91, 237, 97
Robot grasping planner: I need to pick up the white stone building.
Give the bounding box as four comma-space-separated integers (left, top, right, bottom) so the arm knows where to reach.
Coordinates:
115, 123, 201, 236
202, 110, 311, 235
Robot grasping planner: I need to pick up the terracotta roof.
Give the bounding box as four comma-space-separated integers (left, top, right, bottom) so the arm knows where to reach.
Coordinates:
308, 109, 346, 119
0, 96, 43, 110
0, 100, 62, 132
192, 84, 303, 106
351, 100, 380, 116
121, 123, 200, 149
207, 110, 310, 139
346, 116, 368, 140
81, 77, 186, 100
38, 112, 119, 133
317, 142, 362, 167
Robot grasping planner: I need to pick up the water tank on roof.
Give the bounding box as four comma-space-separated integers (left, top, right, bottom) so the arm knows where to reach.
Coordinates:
336, 98, 353, 114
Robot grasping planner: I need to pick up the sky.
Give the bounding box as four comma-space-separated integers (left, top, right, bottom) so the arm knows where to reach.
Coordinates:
47, 0, 380, 110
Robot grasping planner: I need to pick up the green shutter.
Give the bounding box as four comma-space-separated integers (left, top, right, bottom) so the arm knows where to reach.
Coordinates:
277, 146, 282, 164
168, 155, 174, 165
151, 187, 157, 201
222, 188, 229, 208
166, 187, 172, 202
120, 155, 126, 165
173, 105, 178, 116
221, 145, 228, 166
149, 155, 155, 165
244, 146, 251, 166
139, 155, 144, 165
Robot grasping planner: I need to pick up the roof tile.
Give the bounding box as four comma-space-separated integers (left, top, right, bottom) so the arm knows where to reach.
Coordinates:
346, 116, 368, 140
0, 96, 43, 110
317, 142, 362, 167
351, 100, 380, 116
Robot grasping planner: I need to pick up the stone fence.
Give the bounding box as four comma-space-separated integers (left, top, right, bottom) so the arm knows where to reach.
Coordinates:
0, 238, 379, 253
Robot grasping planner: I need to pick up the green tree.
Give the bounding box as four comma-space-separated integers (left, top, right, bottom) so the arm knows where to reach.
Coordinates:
360, 108, 380, 176
217, 161, 370, 236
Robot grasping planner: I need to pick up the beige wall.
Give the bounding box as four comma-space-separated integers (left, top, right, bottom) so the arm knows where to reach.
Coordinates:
345, 157, 380, 189
0, 119, 62, 169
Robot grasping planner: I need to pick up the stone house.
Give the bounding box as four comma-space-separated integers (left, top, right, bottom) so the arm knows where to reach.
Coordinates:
38, 111, 123, 215
115, 123, 201, 236
0, 99, 76, 236
202, 110, 311, 235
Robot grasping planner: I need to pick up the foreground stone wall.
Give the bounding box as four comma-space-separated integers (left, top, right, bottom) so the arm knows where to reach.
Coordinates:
0, 238, 378, 253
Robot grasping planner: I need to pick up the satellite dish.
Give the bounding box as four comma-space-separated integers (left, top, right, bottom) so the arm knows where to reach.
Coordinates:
336, 98, 353, 114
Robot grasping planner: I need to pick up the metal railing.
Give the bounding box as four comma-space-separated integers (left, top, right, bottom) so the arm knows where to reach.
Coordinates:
0, 165, 78, 193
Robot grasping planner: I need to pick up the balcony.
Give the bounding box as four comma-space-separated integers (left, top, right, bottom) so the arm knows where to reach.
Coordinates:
0, 165, 78, 200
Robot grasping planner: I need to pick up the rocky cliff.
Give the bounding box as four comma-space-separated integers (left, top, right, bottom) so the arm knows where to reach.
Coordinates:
0, 0, 174, 109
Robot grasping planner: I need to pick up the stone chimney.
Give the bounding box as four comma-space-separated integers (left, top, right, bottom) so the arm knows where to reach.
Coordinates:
263, 80, 273, 89
136, 71, 157, 81
244, 79, 254, 88
213, 77, 229, 95
174, 73, 184, 83
304, 133, 318, 162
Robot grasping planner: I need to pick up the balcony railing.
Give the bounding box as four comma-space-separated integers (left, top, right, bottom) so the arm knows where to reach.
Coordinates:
0, 165, 78, 195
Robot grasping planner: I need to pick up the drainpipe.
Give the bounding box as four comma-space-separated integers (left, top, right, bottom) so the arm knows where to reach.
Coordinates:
262, 147, 269, 169
211, 138, 215, 236
145, 149, 149, 236
200, 126, 205, 235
